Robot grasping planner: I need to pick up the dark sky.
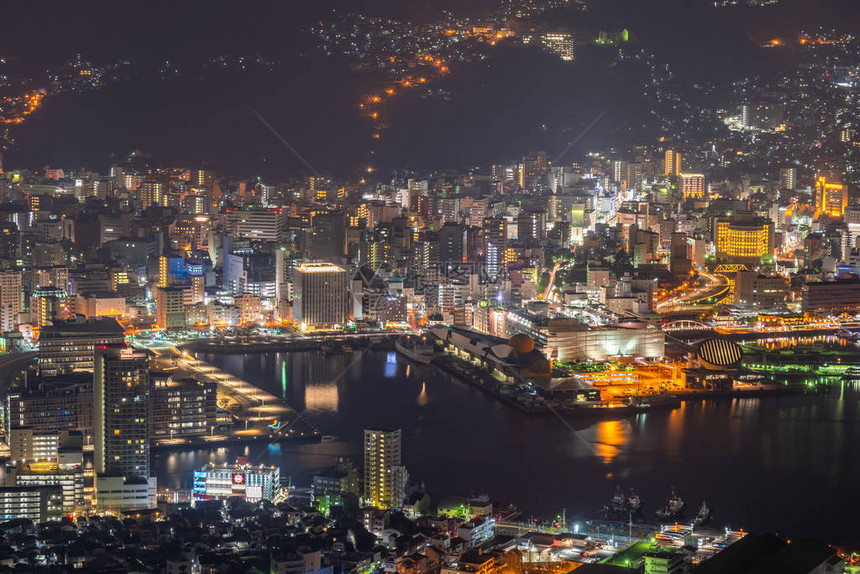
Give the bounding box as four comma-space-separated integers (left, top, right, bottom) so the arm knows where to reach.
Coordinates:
2, 0, 859, 73
2, 0, 856, 60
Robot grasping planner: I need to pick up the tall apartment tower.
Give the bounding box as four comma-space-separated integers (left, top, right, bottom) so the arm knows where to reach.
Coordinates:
0, 269, 23, 333
139, 179, 165, 210
664, 150, 682, 177
482, 217, 507, 281
94, 345, 151, 479
363, 428, 408, 510
779, 167, 796, 191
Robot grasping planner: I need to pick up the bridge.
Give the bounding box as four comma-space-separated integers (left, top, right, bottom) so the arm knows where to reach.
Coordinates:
713, 263, 748, 275
663, 320, 711, 332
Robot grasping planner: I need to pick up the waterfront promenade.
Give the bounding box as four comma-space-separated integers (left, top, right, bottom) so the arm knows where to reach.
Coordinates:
140, 344, 320, 448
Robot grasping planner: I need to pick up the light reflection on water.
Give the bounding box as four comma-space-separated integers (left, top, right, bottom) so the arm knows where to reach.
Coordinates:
154, 350, 860, 540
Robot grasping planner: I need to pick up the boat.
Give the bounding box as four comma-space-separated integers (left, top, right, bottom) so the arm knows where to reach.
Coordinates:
627, 488, 643, 513
656, 486, 685, 520
341, 344, 353, 355
395, 335, 435, 365
693, 500, 711, 526
609, 486, 627, 512
842, 367, 860, 380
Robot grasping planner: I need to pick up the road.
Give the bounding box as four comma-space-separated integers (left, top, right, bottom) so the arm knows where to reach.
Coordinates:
656, 271, 729, 314
539, 263, 562, 300
0, 351, 38, 391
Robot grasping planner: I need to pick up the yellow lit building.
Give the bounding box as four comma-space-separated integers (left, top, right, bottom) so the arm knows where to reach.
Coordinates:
540, 32, 575, 61
715, 215, 773, 263
679, 173, 705, 199
815, 175, 846, 218
664, 150, 682, 177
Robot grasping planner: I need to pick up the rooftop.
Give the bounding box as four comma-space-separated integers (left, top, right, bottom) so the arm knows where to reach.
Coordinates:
296, 263, 346, 273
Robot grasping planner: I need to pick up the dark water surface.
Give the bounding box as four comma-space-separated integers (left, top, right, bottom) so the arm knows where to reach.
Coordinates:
152, 350, 860, 541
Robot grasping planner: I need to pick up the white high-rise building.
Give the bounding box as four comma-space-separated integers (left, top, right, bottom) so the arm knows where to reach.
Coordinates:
0, 270, 22, 332
364, 428, 408, 510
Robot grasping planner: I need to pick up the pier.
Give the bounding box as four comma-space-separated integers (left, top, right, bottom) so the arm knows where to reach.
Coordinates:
140, 345, 320, 449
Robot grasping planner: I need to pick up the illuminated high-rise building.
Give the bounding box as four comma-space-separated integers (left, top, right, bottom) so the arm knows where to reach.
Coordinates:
740, 104, 752, 129
612, 160, 628, 184
664, 150, 682, 177
94, 345, 150, 479
192, 169, 215, 188
540, 32, 575, 61
779, 167, 796, 191
225, 208, 283, 242
157, 253, 186, 288
714, 214, 773, 263
139, 179, 165, 210
815, 175, 846, 219
482, 217, 507, 280
517, 210, 546, 244
364, 428, 408, 510
679, 173, 706, 199
155, 286, 187, 330
520, 151, 547, 190
308, 176, 330, 202
0, 269, 23, 332
293, 263, 349, 328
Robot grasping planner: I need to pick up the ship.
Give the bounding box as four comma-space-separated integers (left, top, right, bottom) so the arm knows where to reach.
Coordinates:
395, 335, 435, 365
627, 488, 643, 513
842, 367, 860, 380
655, 486, 685, 520
609, 486, 627, 512
693, 500, 711, 526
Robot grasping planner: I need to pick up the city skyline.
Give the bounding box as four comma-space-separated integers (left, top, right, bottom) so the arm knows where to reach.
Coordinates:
0, 0, 857, 572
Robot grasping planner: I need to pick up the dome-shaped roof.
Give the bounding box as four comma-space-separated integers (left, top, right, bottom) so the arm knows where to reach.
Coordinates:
697, 338, 743, 370
509, 333, 535, 355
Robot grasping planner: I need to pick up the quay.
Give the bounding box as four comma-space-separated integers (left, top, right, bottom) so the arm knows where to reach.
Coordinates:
431, 352, 809, 419
182, 332, 397, 354
140, 345, 320, 448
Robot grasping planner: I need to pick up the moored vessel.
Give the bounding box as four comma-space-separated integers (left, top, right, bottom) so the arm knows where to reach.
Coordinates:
395, 334, 435, 365
693, 500, 711, 526
656, 486, 685, 520
627, 488, 643, 513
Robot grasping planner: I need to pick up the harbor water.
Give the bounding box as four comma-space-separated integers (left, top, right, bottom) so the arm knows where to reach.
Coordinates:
152, 349, 860, 541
